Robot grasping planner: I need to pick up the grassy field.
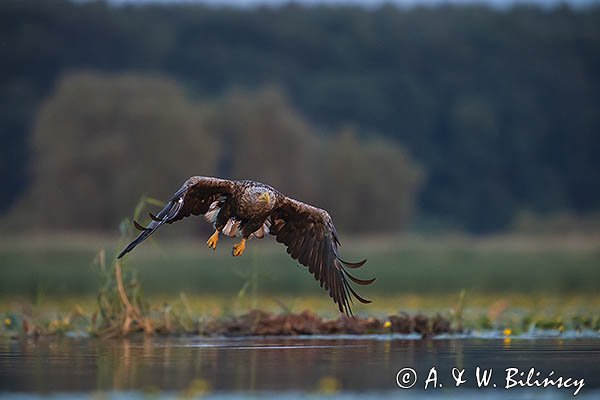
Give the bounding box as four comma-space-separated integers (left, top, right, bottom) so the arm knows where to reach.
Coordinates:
0, 233, 599, 334
1, 233, 598, 299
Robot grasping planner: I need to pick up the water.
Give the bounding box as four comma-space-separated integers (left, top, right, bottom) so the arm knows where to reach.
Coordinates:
1, 335, 599, 399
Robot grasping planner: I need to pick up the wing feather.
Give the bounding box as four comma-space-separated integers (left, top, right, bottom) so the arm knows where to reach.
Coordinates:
269, 197, 374, 316
118, 176, 235, 258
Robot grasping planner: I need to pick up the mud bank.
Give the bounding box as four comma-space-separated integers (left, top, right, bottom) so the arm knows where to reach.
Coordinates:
200, 310, 454, 337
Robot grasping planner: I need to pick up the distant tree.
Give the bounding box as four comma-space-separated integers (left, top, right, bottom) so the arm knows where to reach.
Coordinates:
205, 86, 321, 204
319, 129, 424, 232
7, 72, 218, 230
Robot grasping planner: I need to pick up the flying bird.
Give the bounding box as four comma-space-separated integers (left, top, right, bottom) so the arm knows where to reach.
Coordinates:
118, 176, 375, 315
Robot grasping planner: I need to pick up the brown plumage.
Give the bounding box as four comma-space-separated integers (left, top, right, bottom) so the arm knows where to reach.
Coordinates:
118, 176, 375, 315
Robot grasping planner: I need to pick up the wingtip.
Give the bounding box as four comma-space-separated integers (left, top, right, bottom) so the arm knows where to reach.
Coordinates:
340, 305, 354, 318
148, 212, 162, 222
133, 220, 148, 232
117, 241, 138, 259
339, 258, 367, 268
343, 268, 376, 285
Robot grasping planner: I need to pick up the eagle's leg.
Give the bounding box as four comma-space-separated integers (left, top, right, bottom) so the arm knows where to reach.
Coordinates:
232, 238, 246, 257
206, 229, 219, 250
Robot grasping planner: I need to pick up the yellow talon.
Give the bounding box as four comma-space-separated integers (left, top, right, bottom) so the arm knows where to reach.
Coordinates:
206, 230, 219, 250
232, 238, 246, 257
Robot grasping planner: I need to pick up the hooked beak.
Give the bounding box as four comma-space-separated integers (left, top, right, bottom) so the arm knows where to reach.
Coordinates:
259, 192, 271, 205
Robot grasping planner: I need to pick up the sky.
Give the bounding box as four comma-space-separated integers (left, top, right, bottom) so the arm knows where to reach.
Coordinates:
106, 0, 599, 9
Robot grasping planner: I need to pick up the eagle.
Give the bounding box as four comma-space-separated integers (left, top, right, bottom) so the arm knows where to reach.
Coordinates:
118, 176, 375, 315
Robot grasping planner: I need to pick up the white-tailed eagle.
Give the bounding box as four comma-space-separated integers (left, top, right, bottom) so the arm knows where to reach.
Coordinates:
118, 176, 375, 315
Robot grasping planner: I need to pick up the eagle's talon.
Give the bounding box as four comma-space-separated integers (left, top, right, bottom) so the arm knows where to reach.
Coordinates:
232, 238, 246, 257
206, 230, 219, 250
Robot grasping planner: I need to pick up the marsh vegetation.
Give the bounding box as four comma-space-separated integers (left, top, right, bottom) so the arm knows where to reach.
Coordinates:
1, 233, 598, 338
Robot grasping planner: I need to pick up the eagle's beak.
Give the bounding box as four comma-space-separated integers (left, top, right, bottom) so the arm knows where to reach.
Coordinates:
260, 192, 271, 204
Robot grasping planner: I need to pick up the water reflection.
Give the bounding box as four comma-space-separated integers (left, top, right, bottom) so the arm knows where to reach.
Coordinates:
1, 337, 599, 396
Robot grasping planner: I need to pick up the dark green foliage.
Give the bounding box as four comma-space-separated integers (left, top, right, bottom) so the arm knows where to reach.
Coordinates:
5, 73, 421, 231
1, 1, 599, 231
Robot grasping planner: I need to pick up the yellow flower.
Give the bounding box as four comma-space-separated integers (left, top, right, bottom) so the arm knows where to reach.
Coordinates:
316, 376, 341, 394
182, 378, 211, 397
383, 321, 392, 329
3, 318, 11, 327
503, 328, 512, 336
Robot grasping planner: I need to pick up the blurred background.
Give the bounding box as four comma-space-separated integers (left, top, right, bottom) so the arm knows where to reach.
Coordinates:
0, 0, 599, 317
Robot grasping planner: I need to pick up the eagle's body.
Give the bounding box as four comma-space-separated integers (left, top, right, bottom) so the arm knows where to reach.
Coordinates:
118, 176, 374, 315
210, 180, 281, 239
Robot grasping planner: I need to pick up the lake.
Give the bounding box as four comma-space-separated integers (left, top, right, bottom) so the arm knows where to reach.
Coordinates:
1, 334, 599, 399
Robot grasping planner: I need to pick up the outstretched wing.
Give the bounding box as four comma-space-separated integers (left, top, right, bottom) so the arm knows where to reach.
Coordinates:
118, 176, 235, 259
269, 197, 375, 316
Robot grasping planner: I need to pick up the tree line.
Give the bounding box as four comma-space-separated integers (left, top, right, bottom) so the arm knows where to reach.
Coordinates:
1, 1, 599, 231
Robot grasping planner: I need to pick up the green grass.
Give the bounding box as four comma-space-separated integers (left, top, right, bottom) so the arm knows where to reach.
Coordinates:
0, 233, 599, 301
1, 232, 599, 335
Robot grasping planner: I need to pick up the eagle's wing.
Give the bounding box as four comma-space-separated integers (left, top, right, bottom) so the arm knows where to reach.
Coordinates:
118, 176, 235, 258
269, 197, 375, 315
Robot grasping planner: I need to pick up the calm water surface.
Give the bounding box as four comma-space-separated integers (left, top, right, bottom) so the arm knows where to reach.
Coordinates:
1, 335, 599, 399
